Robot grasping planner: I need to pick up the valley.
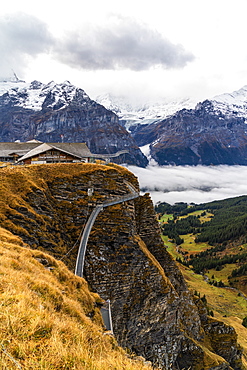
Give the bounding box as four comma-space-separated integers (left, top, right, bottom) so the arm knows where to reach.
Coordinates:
157, 200, 247, 367
0, 162, 245, 369
2, 2, 247, 368
1, 80, 247, 368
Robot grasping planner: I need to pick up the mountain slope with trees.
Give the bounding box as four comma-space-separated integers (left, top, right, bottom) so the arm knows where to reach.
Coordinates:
157, 198, 247, 367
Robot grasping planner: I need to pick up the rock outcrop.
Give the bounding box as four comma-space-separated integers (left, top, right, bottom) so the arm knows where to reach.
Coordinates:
0, 163, 243, 369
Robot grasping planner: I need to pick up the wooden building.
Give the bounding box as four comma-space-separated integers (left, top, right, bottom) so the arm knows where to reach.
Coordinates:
0, 142, 94, 164
0, 141, 129, 165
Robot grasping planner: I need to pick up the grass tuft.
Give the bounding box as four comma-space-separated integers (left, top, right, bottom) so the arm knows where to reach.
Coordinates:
0, 225, 153, 369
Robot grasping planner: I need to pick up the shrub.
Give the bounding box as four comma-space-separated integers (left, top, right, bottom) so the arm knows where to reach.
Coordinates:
242, 316, 247, 328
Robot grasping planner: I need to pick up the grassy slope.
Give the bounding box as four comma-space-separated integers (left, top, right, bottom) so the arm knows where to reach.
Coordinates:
181, 264, 247, 368
161, 211, 247, 368
0, 164, 152, 370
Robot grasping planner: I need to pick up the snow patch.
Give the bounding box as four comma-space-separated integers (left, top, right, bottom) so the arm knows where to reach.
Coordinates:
96, 93, 197, 129
212, 85, 247, 119
140, 144, 158, 166
0, 80, 88, 111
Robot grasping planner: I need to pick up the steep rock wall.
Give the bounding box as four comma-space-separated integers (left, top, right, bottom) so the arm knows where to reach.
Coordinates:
0, 84, 148, 167
132, 101, 247, 166
0, 163, 243, 369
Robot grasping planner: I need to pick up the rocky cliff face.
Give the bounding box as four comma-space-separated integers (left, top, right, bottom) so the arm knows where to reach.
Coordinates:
0, 80, 147, 167
117, 85, 247, 166
0, 163, 243, 369
131, 99, 247, 166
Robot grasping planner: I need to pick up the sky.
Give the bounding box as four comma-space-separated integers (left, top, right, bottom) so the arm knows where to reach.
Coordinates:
128, 165, 247, 205
1, 0, 247, 104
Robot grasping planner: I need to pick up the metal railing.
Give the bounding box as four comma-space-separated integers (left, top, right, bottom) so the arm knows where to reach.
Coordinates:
74, 182, 139, 334
75, 188, 139, 277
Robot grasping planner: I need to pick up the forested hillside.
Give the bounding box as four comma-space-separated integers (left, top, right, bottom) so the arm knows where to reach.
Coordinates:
157, 196, 247, 245
156, 196, 247, 366
156, 196, 247, 282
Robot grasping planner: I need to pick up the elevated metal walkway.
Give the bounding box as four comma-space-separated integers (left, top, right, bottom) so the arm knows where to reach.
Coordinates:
74, 182, 139, 334
75, 182, 139, 277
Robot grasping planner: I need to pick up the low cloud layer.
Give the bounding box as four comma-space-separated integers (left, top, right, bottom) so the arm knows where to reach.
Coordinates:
0, 12, 194, 79
128, 165, 247, 205
55, 16, 194, 71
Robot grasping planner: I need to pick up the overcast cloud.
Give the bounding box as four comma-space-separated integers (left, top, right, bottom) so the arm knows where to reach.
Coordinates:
54, 16, 194, 71
0, 12, 194, 80
1, 1, 247, 104
127, 165, 247, 205
0, 13, 54, 79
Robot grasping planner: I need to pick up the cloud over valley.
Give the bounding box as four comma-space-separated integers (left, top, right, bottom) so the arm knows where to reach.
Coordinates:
128, 165, 247, 205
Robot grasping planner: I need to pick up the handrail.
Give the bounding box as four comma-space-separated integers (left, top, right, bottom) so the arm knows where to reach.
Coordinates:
90, 149, 129, 159
74, 182, 139, 335
74, 204, 103, 277
75, 187, 139, 277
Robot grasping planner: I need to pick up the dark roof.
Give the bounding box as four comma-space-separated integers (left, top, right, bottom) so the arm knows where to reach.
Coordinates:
0, 142, 128, 162
0, 142, 93, 161
0, 142, 41, 158
18, 143, 92, 161
49, 143, 93, 158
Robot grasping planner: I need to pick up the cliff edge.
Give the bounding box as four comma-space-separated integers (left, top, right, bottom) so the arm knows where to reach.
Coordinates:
0, 163, 244, 369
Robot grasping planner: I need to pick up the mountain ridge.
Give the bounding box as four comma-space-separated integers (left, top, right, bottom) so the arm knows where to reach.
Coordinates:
0, 79, 148, 167
128, 85, 247, 166
96, 85, 247, 131
2, 79, 247, 167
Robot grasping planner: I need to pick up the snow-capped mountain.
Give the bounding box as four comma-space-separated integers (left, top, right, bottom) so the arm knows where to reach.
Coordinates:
96, 93, 197, 130
211, 85, 247, 119
0, 79, 90, 111
3, 78, 247, 167
0, 79, 148, 167
128, 85, 247, 166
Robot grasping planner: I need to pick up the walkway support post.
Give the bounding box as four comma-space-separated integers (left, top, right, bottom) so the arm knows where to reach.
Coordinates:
100, 300, 113, 333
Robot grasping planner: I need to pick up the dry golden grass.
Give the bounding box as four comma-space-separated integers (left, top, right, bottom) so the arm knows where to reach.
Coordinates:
180, 263, 247, 364
0, 162, 138, 215
0, 163, 150, 368
0, 163, 152, 368
0, 228, 153, 369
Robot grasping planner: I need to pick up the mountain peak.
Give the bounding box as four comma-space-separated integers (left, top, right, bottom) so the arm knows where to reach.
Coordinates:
0, 79, 148, 167
0, 80, 90, 111
210, 85, 247, 118
213, 85, 247, 104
